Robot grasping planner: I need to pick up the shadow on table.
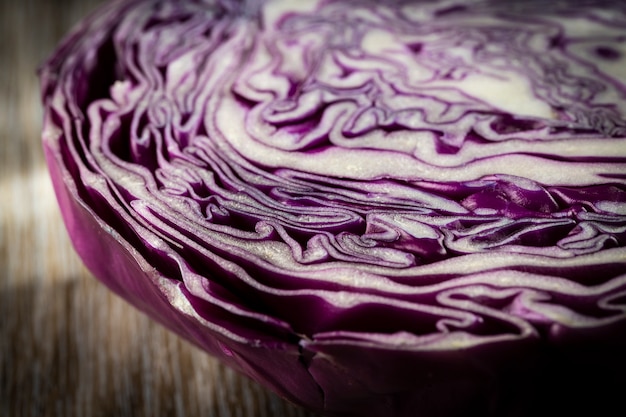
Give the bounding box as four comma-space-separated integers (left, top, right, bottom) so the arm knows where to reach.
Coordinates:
0, 279, 319, 417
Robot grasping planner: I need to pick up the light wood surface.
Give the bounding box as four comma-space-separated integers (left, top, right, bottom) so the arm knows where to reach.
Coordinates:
0, 1, 321, 416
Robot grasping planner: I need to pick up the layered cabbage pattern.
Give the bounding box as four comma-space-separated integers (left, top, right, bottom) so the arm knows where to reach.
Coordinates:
41, 0, 626, 415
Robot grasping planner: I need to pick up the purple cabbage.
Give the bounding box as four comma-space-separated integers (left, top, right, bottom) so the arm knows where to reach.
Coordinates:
40, 0, 626, 416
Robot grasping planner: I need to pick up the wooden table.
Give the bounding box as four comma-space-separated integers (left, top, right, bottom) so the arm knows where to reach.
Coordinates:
0, 2, 320, 416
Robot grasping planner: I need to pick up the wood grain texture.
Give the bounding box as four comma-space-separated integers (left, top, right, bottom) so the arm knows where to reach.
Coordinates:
0, 1, 321, 416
